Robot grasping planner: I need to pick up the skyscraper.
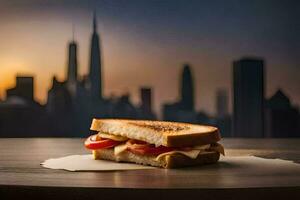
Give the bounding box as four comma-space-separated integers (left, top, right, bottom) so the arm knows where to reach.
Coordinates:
66, 41, 78, 96
216, 88, 229, 118
163, 64, 197, 122
265, 90, 300, 137
88, 11, 102, 99
233, 57, 265, 137
180, 64, 194, 111
47, 76, 72, 115
140, 87, 152, 113
6, 76, 34, 101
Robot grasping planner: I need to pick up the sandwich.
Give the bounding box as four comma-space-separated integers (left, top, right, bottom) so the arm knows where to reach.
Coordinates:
84, 119, 224, 168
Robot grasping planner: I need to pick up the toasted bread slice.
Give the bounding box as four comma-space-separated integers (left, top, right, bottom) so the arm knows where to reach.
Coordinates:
93, 149, 220, 168
90, 119, 220, 147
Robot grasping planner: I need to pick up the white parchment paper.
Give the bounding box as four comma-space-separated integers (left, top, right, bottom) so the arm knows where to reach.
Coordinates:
41, 154, 300, 172
41, 154, 155, 171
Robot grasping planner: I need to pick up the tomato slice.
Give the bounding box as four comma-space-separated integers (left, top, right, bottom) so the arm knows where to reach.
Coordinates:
127, 140, 175, 156
85, 134, 121, 150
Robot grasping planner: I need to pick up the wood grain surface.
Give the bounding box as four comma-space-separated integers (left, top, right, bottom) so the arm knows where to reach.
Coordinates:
0, 138, 300, 199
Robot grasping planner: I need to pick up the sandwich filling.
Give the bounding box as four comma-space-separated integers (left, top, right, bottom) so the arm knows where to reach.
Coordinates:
85, 132, 224, 161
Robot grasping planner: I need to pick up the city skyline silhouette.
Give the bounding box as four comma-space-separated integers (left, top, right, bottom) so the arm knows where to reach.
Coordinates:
0, 0, 299, 116
0, 1, 299, 137
0, 8, 299, 138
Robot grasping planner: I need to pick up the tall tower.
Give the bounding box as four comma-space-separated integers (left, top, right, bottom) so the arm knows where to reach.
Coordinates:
89, 11, 102, 99
233, 57, 265, 137
66, 39, 78, 96
180, 64, 194, 111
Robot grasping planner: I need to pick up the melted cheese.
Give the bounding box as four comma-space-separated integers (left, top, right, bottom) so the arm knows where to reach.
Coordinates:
156, 149, 202, 161
114, 143, 128, 155
190, 144, 211, 150
98, 132, 128, 141
156, 144, 212, 161
113, 142, 224, 161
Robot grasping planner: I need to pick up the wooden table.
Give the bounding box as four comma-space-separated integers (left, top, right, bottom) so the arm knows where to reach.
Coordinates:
0, 138, 300, 199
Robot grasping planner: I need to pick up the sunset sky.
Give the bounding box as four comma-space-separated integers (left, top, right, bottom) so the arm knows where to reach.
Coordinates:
0, 0, 299, 116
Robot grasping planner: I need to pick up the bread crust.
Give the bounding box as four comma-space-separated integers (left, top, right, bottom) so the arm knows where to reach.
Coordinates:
93, 149, 220, 169
90, 119, 221, 147
165, 129, 221, 147
164, 151, 220, 168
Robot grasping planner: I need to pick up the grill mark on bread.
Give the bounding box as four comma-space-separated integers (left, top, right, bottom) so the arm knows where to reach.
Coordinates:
128, 122, 189, 132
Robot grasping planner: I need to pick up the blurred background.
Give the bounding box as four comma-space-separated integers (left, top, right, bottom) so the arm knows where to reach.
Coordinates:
0, 0, 299, 138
